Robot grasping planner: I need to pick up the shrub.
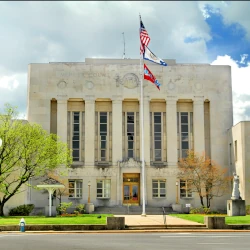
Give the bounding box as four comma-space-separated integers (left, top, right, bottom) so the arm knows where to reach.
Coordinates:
246, 205, 250, 215
57, 202, 72, 215
74, 204, 85, 215
60, 213, 77, 217
190, 207, 203, 214
9, 204, 34, 216
189, 206, 219, 215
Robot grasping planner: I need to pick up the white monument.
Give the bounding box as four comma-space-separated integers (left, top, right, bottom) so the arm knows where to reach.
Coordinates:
231, 173, 241, 200
227, 172, 246, 216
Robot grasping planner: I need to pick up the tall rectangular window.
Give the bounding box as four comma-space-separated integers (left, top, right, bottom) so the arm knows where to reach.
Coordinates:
151, 112, 164, 161
95, 111, 112, 162
67, 101, 85, 163
181, 112, 189, 158
68, 180, 82, 198
229, 143, 232, 165
235, 140, 237, 162
177, 112, 193, 158
100, 112, 108, 161
96, 179, 111, 198
152, 179, 166, 198
72, 112, 80, 161
127, 112, 135, 158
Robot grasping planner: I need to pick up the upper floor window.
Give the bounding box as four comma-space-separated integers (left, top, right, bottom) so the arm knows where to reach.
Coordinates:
234, 140, 237, 162
123, 112, 139, 160
177, 112, 193, 158
95, 111, 112, 162
150, 112, 166, 162
72, 112, 80, 161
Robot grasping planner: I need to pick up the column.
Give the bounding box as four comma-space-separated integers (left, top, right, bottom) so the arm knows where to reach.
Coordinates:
57, 99, 68, 143
84, 96, 95, 166
193, 96, 205, 154
112, 96, 123, 165
166, 97, 178, 166
143, 96, 150, 165
112, 96, 123, 205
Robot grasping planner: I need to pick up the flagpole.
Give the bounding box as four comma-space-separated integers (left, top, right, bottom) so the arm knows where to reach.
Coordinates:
139, 14, 146, 217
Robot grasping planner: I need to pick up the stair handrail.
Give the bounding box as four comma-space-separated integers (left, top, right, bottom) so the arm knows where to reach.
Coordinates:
162, 207, 166, 225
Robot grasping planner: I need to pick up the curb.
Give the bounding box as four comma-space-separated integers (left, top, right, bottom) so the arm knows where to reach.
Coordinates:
2, 229, 250, 234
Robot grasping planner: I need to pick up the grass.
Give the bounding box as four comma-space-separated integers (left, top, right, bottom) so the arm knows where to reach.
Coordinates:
0, 214, 113, 225
169, 214, 250, 224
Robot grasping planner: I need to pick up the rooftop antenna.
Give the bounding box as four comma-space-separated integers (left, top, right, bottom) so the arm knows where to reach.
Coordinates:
122, 32, 126, 59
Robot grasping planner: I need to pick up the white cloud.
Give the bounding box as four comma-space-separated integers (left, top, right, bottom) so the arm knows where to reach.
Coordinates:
0, 1, 211, 75
0, 1, 213, 118
211, 55, 250, 124
0, 73, 27, 118
199, 1, 250, 40
240, 54, 248, 65
0, 75, 19, 90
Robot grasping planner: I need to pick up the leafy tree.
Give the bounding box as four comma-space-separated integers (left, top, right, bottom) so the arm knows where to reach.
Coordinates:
0, 104, 72, 216
45, 171, 70, 214
178, 150, 232, 208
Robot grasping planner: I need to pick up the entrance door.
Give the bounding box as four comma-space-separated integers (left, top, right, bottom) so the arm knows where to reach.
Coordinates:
123, 173, 140, 205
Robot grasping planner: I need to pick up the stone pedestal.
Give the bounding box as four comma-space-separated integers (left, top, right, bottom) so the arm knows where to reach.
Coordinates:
85, 203, 95, 214
204, 216, 227, 229
45, 206, 57, 217
172, 204, 183, 213
107, 217, 125, 230
227, 200, 246, 216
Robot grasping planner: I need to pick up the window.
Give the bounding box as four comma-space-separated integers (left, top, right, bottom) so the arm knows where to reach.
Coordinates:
95, 111, 112, 162
68, 111, 85, 162
68, 180, 82, 198
229, 143, 232, 165
152, 112, 162, 161
177, 112, 193, 158
127, 112, 135, 158
180, 180, 192, 198
152, 179, 166, 198
72, 112, 80, 161
234, 140, 237, 162
96, 179, 111, 198
123, 112, 139, 159
100, 112, 108, 161
122, 109, 140, 160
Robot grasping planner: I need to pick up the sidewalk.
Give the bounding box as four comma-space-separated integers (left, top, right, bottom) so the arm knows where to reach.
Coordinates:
114, 215, 202, 226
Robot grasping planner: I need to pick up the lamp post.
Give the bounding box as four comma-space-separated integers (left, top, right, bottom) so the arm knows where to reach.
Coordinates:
176, 181, 179, 204
88, 181, 91, 203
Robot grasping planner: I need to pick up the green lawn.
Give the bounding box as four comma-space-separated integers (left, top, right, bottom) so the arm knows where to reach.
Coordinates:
169, 214, 250, 224
0, 214, 113, 225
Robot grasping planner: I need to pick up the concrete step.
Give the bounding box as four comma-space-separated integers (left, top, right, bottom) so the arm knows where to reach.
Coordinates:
94, 206, 174, 215
127, 224, 207, 230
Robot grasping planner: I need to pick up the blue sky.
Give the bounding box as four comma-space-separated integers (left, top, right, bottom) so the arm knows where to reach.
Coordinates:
205, 5, 249, 66
0, 1, 250, 124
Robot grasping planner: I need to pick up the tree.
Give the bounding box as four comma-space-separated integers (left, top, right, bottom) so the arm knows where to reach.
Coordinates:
0, 104, 72, 216
178, 150, 232, 208
45, 171, 70, 214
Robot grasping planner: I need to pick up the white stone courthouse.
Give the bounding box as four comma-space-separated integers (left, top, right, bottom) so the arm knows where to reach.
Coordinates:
26, 58, 234, 212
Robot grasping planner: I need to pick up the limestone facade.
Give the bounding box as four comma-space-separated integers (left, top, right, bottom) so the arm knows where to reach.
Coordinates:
25, 58, 233, 211
228, 122, 250, 205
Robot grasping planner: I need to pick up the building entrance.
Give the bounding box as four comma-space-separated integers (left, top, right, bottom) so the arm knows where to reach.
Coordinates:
123, 173, 140, 205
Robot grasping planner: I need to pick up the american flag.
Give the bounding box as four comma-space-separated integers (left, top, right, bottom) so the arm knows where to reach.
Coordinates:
140, 17, 150, 54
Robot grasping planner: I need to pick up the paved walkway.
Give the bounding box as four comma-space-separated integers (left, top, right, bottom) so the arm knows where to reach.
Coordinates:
114, 215, 202, 226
